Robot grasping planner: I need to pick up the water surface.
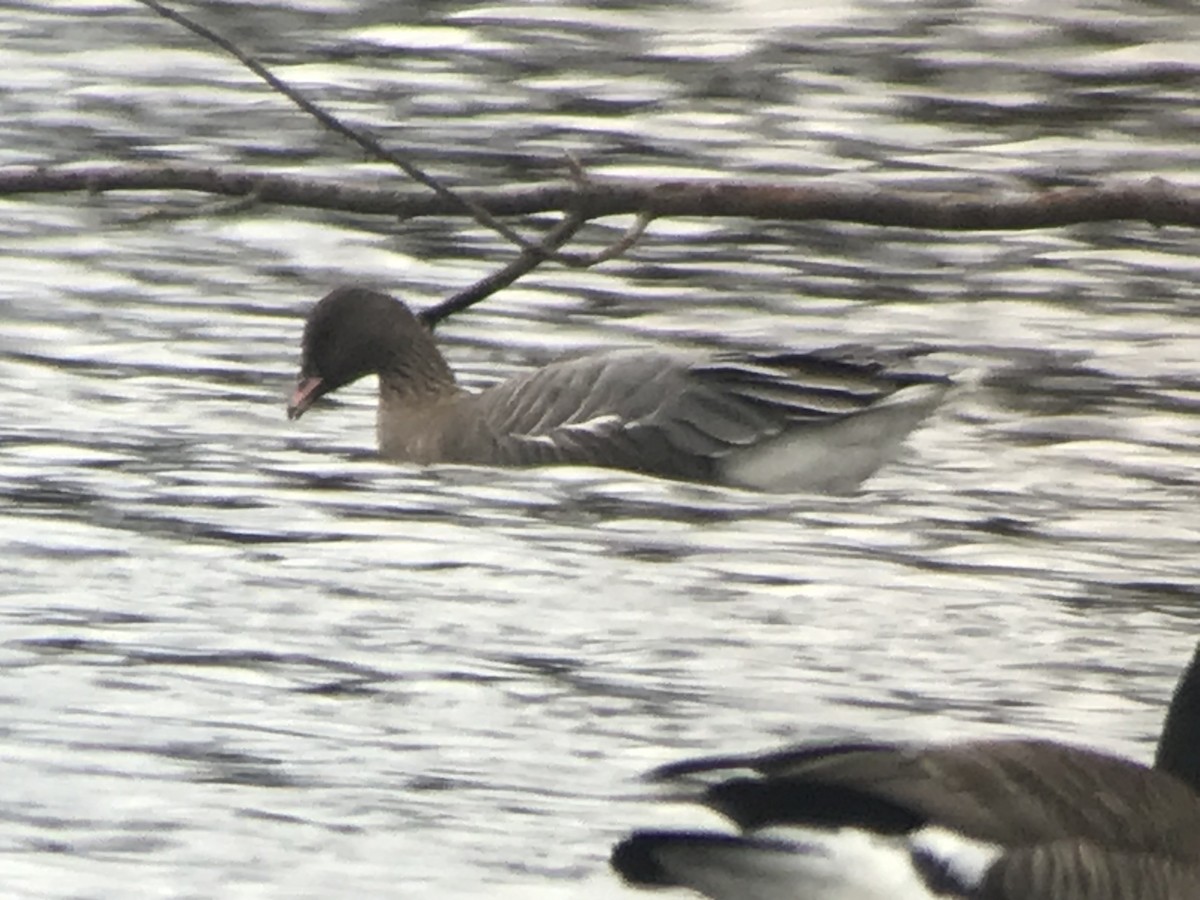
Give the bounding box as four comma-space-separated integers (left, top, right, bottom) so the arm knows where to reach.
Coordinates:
3, 1, 1200, 898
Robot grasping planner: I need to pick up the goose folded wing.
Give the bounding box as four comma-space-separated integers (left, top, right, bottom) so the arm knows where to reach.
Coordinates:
652, 740, 1200, 855
463, 348, 939, 473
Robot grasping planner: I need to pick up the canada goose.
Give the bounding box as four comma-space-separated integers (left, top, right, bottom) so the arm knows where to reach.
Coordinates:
287, 286, 951, 492
611, 642, 1200, 899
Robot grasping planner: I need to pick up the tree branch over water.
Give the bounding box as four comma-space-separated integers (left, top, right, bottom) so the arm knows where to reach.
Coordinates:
5, 162, 1199, 230
30, 0, 1200, 322
130, 0, 550, 257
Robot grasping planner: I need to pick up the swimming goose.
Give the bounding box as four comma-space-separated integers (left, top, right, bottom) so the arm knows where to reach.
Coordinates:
611, 642, 1200, 899
286, 286, 951, 492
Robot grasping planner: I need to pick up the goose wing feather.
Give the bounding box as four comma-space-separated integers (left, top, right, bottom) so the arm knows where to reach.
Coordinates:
450, 347, 945, 474
652, 739, 1200, 857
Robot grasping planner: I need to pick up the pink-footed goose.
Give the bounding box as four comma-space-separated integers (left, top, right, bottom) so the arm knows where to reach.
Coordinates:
612, 642, 1200, 900
286, 286, 952, 492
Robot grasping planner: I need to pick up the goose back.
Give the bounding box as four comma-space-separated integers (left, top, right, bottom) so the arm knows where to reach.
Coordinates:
394, 346, 949, 490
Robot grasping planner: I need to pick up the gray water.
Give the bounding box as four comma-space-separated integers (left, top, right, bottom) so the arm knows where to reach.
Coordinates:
3, 1, 1200, 897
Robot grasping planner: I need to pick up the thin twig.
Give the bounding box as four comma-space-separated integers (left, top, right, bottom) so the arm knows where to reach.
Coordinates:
543, 152, 655, 269
566, 212, 654, 267
131, 0, 568, 259
419, 212, 586, 328
130, 181, 267, 223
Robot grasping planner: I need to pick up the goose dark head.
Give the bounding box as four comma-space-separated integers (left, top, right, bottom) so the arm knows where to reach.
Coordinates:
287, 286, 451, 420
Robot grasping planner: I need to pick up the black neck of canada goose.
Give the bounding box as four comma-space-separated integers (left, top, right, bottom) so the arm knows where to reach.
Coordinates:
1154, 642, 1200, 791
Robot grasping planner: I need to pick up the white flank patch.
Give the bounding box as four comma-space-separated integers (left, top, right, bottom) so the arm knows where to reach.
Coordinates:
908, 825, 1002, 893
659, 826, 965, 900
717, 382, 949, 493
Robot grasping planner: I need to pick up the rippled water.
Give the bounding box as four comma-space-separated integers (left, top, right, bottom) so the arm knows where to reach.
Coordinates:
3, 1, 1200, 897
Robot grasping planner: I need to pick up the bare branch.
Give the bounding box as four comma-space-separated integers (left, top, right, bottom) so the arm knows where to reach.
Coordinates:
420, 213, 586, 328
130, 0, 564, 258
129, 181, 268, 223
8, 163, 1200, 230
569, 213, 654, 267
